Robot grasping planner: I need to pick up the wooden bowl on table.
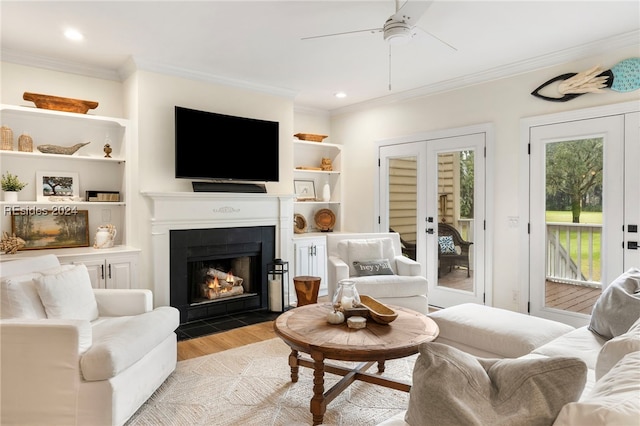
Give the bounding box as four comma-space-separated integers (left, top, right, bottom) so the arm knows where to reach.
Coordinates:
359, 295, 399, 324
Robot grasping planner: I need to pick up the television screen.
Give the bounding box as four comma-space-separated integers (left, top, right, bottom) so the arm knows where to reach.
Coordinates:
175, 106, 279, 182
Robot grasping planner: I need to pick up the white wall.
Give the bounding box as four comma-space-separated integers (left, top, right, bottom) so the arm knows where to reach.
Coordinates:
130, 70, 296, 289
329, 45, 640, 310
1, 62, 124, 118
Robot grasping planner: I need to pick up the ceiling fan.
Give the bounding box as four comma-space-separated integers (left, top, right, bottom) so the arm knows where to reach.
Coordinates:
302, 0, 456, 90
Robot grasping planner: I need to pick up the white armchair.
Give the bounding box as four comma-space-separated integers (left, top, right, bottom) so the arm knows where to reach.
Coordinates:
0, 254, 179, 426
326, 232, 428, 314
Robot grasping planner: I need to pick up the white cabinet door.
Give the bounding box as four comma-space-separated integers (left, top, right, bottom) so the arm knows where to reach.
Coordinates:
294, 236, 328, 296
60, 251, 139, 289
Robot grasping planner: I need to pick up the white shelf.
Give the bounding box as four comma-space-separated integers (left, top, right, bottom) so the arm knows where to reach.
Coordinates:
0, 149, 125, 163
0, 104, 133, 253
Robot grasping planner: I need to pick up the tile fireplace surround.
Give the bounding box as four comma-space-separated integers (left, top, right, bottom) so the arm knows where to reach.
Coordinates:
144, 192, 294, 309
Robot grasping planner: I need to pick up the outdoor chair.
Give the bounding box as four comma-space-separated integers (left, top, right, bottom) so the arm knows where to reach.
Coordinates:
438, 223, 473, 277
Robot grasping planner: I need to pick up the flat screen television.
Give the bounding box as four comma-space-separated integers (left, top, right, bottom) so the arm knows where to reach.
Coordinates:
175, 106, 279, 183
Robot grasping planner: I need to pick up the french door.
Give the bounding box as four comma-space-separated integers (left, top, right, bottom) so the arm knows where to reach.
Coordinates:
528, 108, 639, 326
378, 129, 487, 308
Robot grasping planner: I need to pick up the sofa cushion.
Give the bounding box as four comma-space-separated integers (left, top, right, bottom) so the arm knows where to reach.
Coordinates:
350, 275, 427, 298
429, 303, 575, 358
344, 239, 383, 276
553, 351, 640, 426
0, 265, 76, 320
353, 259, 394, 276
80, 306, 179, 381
532, 326, 606, 370
595, 317, 640, 380
588, 267, 640, 340
338, 237, 398, 276
1, 272, 47, 319
405, 342, 587, 426
35, 264, 99, 321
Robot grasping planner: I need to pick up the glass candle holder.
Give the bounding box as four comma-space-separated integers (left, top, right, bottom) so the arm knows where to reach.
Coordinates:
332, 279, 361, 310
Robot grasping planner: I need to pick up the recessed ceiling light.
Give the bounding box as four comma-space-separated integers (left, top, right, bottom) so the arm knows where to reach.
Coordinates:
334, 92, 347, 98
64, 28, 84, 41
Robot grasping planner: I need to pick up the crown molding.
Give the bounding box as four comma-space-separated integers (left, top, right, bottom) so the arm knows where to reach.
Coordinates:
123, 57, 298, 100
329, 30, 640, 116
1, 48, 122, 81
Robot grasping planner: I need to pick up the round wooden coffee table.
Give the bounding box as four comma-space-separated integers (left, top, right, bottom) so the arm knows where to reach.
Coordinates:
274, 303, 438, 425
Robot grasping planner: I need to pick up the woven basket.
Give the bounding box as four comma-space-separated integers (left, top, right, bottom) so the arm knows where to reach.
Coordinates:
294, 133, 328, 142
359, 295, 398, 324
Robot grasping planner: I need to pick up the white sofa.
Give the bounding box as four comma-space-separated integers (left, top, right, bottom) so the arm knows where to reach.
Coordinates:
379, 268, 640, 425
326, 232, 428, 314
0, 254, 180, 426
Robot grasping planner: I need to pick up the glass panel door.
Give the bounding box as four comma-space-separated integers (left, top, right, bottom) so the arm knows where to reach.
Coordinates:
530, 115, 625, 326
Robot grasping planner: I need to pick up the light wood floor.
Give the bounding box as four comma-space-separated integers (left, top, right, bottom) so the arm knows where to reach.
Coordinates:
177, 320, 276, 361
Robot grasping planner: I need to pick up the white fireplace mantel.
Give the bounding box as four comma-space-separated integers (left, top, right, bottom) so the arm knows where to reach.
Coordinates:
143, 192, 294, 307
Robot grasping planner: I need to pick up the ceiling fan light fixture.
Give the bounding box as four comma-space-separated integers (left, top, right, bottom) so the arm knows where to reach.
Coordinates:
383, 19, 412, 45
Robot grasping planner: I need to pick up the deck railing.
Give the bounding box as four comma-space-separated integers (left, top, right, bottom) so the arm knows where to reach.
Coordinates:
546, 222, 602, 287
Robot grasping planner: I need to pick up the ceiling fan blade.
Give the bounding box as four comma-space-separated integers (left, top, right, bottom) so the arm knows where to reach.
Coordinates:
391, 0, 433, 26
301, 28, 382, 41
413, 26, 458, 51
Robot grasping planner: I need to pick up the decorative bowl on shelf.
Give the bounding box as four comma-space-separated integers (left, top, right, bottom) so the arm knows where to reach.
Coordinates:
294, 133, 328, 143
293, 213, 307, 234
359, 295, 398, 324
314, 208, 336, 232
23, 92, 99, 114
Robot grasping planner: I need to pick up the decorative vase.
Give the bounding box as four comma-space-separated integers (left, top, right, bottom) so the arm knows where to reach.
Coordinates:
3, 191, 18, 203
94, 224, 117, 249
322, 180, 331, 202
1, 126, 13, 151
332, 279, 361, 310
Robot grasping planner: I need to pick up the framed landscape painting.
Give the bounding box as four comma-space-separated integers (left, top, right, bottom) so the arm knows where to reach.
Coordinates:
11, 210, 89, 250
36, 171, 79, 202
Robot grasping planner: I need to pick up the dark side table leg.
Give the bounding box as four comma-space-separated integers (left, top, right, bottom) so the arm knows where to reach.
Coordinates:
288, 349, 299, 382
378, 359, 386, 373
310, 349, 326, 426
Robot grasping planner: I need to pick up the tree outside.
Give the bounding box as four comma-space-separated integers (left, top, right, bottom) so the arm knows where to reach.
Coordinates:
546, 138, 603, 223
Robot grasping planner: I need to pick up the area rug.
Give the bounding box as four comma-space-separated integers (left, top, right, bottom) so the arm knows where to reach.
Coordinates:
126, 338, 416, 426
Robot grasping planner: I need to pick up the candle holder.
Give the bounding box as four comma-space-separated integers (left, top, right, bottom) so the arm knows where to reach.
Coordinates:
267, 259, 290, 312
332, 279, 361, 311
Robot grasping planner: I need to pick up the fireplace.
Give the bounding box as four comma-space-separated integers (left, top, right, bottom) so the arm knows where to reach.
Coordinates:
144, 192, 294, 321
170, 226, 275, 323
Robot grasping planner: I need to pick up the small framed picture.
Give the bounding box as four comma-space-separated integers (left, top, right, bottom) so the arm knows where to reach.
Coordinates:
11, 209, 89, 250
36, 171, 79, 202
294, 180, 316, 201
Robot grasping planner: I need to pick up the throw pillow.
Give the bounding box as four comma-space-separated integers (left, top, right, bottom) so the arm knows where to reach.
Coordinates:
352, 259, 395, 276
554, 351, 640, 426
0, 265, 75, 319
595, 316, 640, 380
0, 272, 48, 319
438, 235, 457, 254
346, 240, 384, 277
34, 264, 99, 321
405, 342, 587, 426
588, 267, 640, 340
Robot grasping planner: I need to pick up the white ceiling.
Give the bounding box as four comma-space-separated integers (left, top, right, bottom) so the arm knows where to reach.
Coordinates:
1, 1, 639, 112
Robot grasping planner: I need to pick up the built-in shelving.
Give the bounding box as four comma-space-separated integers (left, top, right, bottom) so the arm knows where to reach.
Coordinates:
0, 104, 137, 287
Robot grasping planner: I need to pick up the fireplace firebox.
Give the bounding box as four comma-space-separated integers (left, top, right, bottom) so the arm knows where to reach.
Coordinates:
170, 226, 275, 323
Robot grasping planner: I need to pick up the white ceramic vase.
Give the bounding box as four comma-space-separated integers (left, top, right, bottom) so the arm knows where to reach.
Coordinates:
322, 181, 331, 202
3, 191, 18, 203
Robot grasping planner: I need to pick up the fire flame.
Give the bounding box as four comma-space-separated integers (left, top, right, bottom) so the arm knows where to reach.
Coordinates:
208, 276, 220, 289
226, 272, 234, 283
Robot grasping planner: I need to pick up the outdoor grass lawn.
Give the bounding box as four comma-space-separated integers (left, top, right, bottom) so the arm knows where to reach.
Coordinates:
546, 211, 602, 281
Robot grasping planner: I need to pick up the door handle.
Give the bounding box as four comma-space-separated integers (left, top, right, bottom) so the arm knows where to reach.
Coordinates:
426, 228, 434, 234
101, 264, 105, 279
628, 241, 638, 250
108, 264, 112, 279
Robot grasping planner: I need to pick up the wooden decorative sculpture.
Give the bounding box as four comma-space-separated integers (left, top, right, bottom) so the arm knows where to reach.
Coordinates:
531, 57, 640, 102
37, 142, 90, 155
